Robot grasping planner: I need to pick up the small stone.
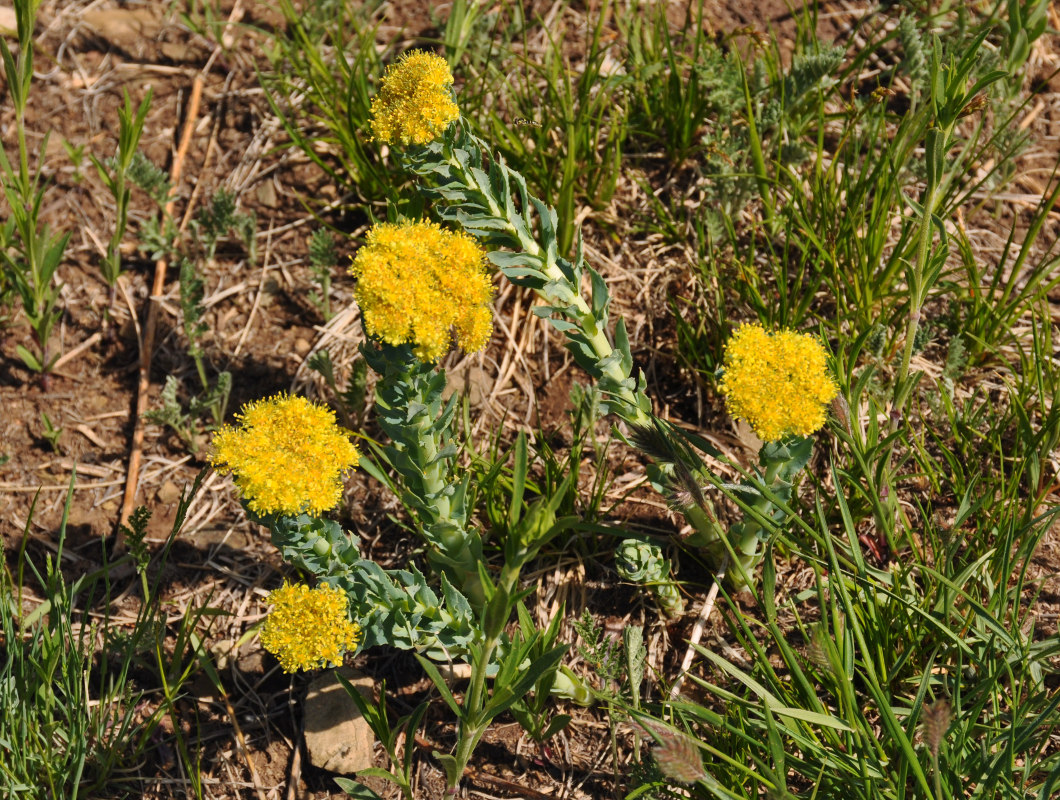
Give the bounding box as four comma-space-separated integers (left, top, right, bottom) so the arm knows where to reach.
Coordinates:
156, 480, 181, 506
158, 40, 208, 64
442, 361, 492, 406
293, 338, 312, 357
304, 667, 376, 775
255, 180, 279, 209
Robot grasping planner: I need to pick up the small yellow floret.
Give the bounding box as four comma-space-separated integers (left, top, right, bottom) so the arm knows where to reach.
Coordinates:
720, 324, 838, 442
350, 220, 493, 362
370, 50, 459, 146
210, 394, 359, 516
260, 582, 360, 673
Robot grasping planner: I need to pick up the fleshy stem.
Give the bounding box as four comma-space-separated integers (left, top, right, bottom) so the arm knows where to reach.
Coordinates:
726, 451, 791, 583
363, 341, 486, 608
402, 122, 652, 427
402, 123, 737, 579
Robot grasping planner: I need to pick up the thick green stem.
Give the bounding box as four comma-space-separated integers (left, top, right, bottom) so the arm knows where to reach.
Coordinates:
367, 344, 483, 605
443, 149, 651, 426
417, 419, 452, 520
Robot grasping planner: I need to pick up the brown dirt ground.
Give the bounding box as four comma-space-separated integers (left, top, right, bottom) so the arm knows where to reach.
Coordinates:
1, 1, 1058, 798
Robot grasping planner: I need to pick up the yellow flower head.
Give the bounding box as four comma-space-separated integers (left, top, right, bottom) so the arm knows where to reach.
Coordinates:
719, 324, 838, 442
350, 220, 493, 362
210, 394, 359, 516
370, 50, 459, 146
260, 582, 361, 673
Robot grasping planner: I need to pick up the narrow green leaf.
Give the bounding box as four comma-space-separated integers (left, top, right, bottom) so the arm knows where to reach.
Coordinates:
510, 432, 527, 526
15, 345, 42, 373
333, 777, 386, 798
433, 752, 462, 787
414, 654, 463, 718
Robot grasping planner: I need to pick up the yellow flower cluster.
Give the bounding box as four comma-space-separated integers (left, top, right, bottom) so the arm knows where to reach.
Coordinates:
210, 394, 359, 516
260, 582, 361, 673
720, 324, 838, 442
369, 50, 459, 146
350, 220, 493, 362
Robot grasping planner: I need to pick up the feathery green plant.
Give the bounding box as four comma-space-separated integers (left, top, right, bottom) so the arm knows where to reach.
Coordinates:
143, 255, 231, 452
193, 188, 256, 265
307, 227, 339, 320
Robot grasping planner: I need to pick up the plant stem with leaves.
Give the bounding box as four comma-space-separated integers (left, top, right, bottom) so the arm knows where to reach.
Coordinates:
91, 89, 153, 301
400, 123, 736, 583
423, 435, 573, 795
0, 0, 69, 381
362, 341, 486, 607
892, 35, 1006, 417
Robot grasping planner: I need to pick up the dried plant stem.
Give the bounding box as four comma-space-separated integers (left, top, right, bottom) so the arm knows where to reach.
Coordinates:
118, 75, 204, 540
221, 691, 269, 800
669, 555, 728, 700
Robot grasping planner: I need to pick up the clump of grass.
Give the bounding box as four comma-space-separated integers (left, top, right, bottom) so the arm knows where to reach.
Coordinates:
258, 0, 395, 208
467, 2, 630, 256
0, 473, 220, 797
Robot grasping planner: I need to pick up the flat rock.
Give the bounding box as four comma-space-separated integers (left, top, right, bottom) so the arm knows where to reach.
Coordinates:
442, 360, 493, 406
156, 479, 182, 506
304, 667, 376, 775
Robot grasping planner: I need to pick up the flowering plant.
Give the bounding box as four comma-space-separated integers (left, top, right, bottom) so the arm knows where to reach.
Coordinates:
214, 46, 843, 798
259, 582, 360, 673
350, 220, 492, 362
210, 393, 359, 516
382, 63, 839, 594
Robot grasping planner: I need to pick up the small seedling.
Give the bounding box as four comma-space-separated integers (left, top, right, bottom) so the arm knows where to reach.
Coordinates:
128, 150, 172, 207
194, 189, 256, 264
39, 411, 62, 453
62, 139, 86, 182
90, 88, 153, 293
